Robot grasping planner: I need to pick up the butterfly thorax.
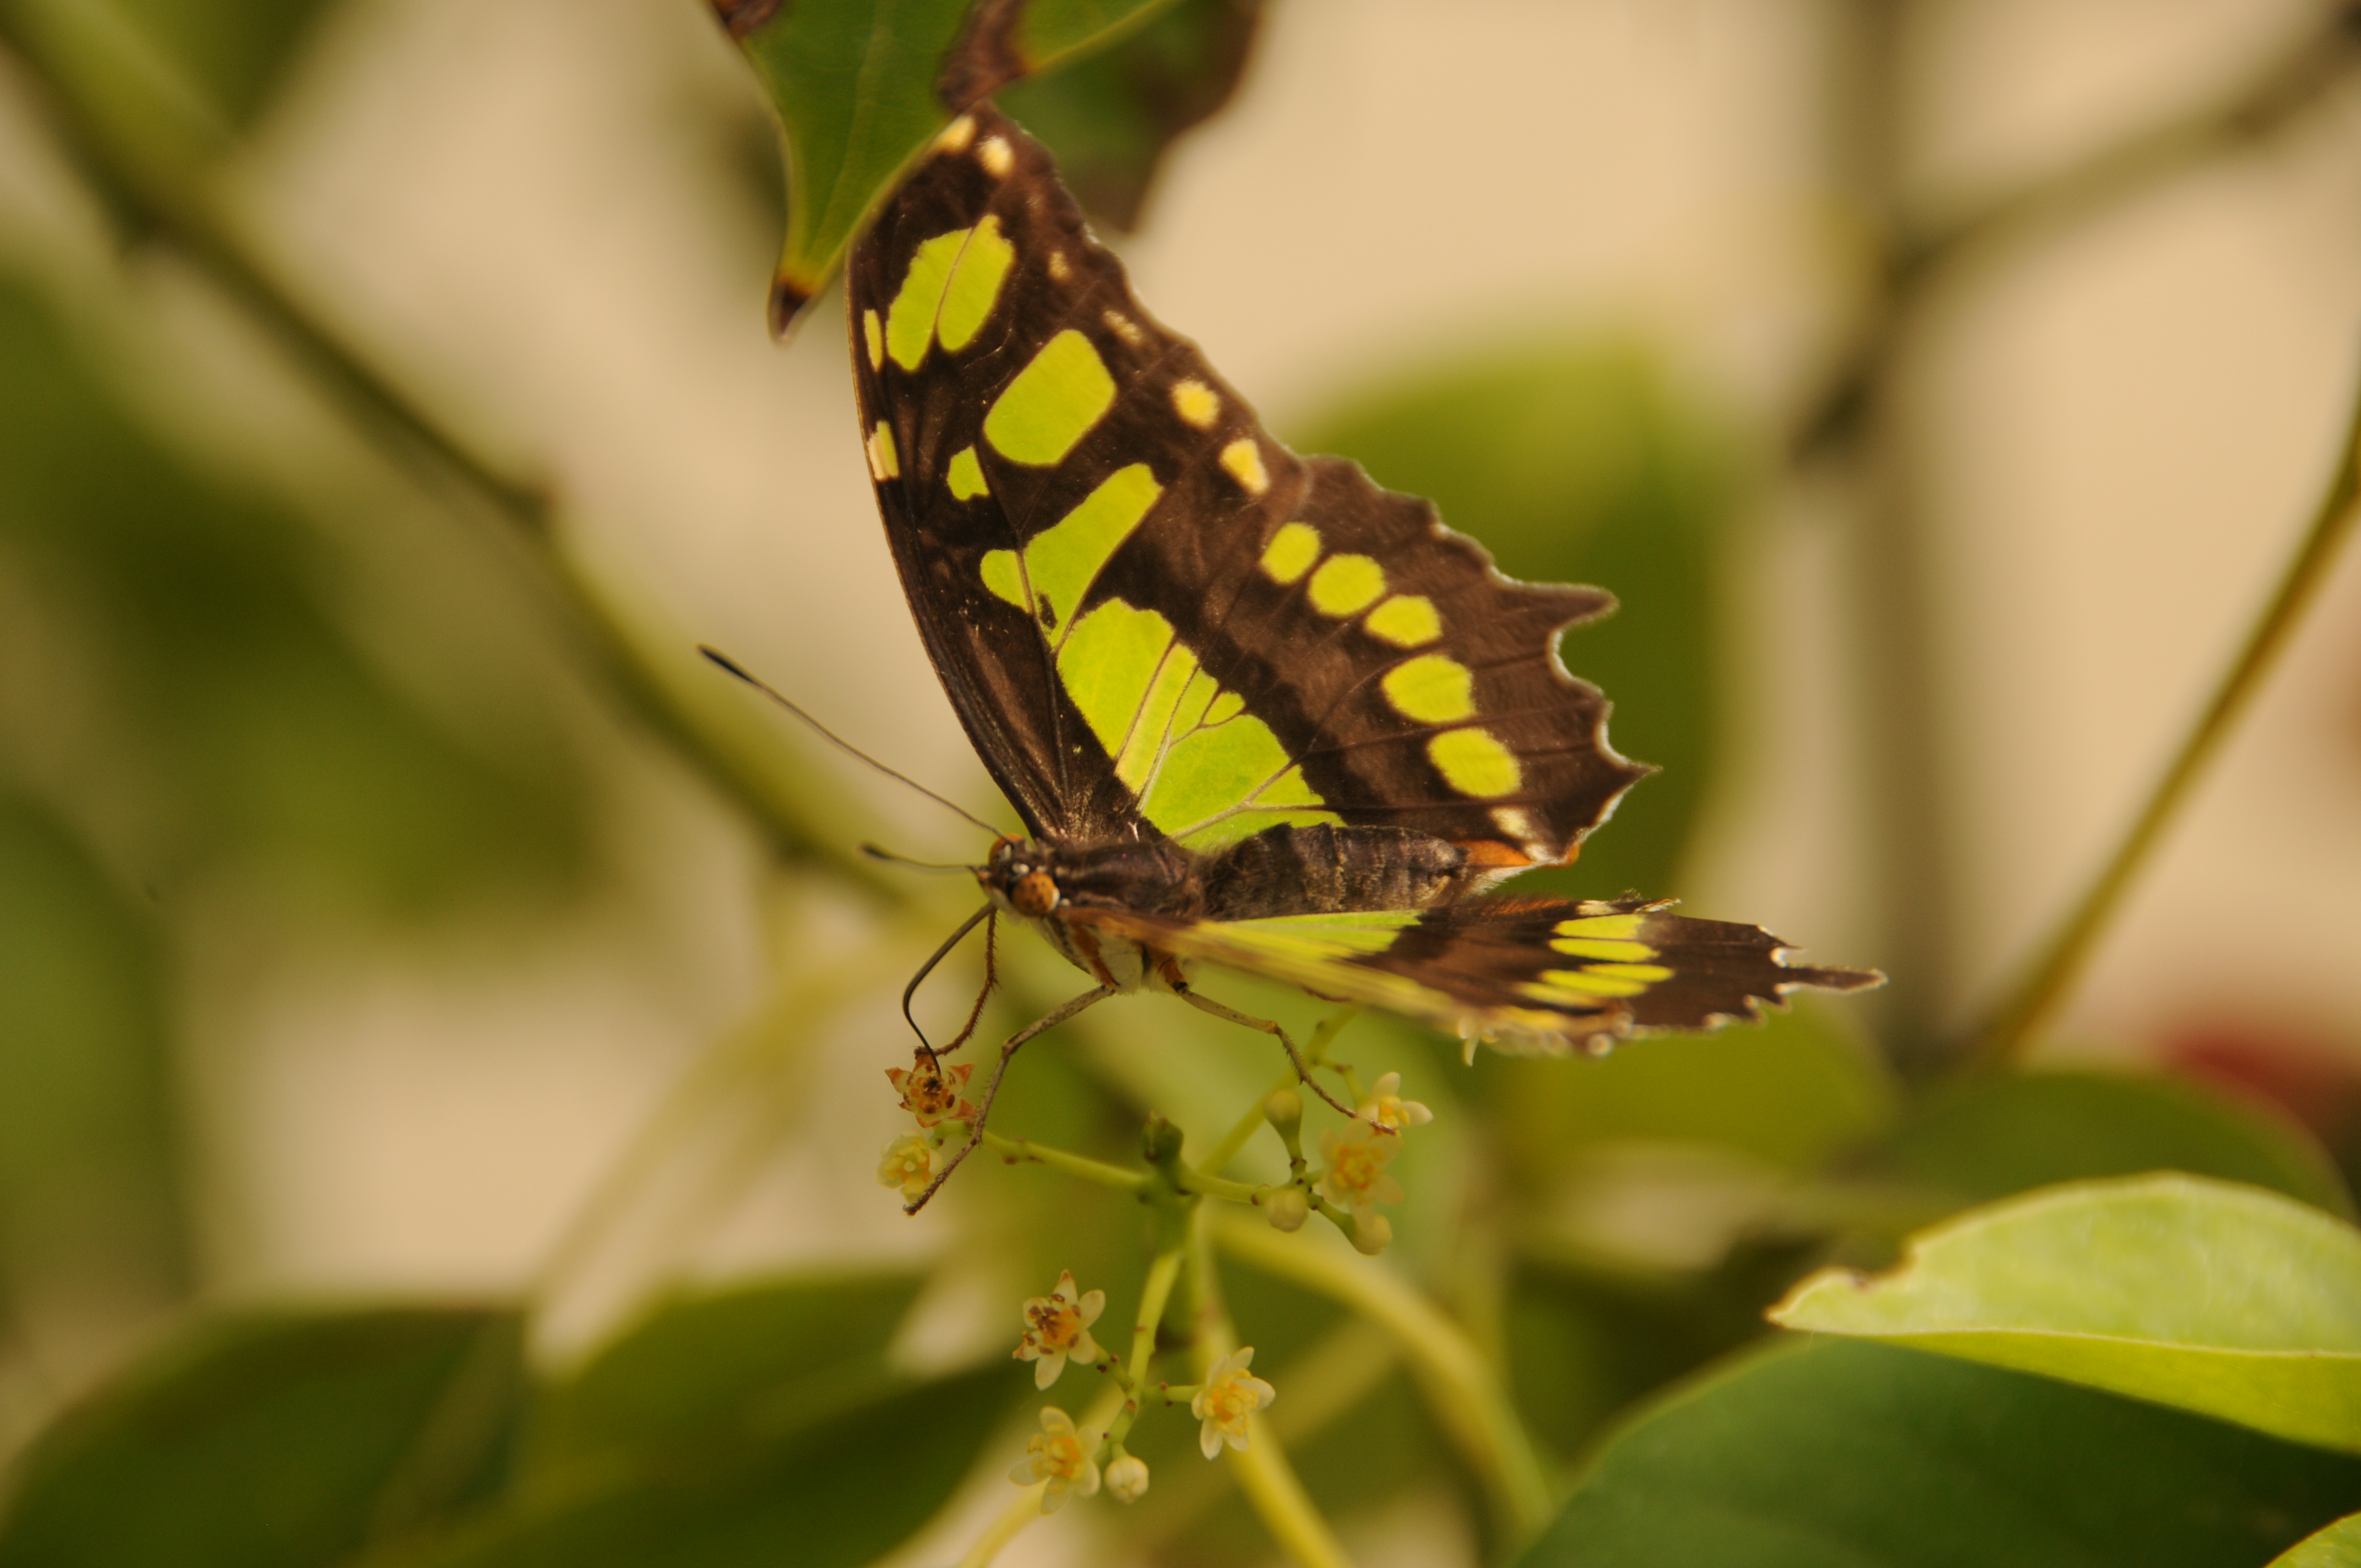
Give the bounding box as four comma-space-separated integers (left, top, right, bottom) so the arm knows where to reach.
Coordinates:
981, 824, 1487, 990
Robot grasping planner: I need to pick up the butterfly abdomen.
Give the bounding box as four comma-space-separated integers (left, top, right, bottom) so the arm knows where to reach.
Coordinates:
1201, 823, 1476, 921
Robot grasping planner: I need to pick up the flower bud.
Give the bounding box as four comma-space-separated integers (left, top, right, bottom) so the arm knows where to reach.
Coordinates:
1264, 1186, 1310, 1232
1350, 1210, 1393, 1256
1105, 1453, 1150, 1503
1263, 1088, 1303, 1131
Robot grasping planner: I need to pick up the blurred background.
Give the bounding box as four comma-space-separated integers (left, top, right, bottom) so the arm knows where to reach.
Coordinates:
2, 1, 2359, 1564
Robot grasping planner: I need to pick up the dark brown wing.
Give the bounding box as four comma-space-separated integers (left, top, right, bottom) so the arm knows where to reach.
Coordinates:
847, 102, 1649, 861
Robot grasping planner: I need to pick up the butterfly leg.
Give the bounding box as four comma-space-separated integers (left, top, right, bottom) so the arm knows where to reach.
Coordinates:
905, 983, 1117, 1215
1176, 989, 1366, 1125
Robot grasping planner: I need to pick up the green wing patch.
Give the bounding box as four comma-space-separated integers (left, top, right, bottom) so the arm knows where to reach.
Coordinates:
1073, 899, 1883, 1057
847, 103, 1649, 858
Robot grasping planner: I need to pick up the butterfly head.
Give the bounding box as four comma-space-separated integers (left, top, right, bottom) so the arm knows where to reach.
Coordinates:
978, 838, 1062, 917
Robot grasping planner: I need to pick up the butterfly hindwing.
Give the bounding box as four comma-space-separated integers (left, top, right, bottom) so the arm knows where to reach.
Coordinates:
848, 104, 1650, 864
1071, 898, 1880, 1054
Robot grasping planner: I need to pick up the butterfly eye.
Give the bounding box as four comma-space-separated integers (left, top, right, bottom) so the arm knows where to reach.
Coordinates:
1011, 870, 1059, 916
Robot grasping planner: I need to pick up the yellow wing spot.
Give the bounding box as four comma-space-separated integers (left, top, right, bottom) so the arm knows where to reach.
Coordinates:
1220, 439, 1269, 495
1307, 554, 1385, 617
1381, 654, 1475, 723
1554, 913, 1645, 939
1490, 805, 1543, 851
978, 135, 1014, 177
1048, 251, 1071, 281
1260, 522, 1320, 584
865, 421, 899, 481
862, 309, 883, 371
980, 549, 1025, 607
983, 329, 1116, 466
936, 115, 976, 154
947, 445, 989, 500
1584, 962, 1672, 983
1171, 378, 1221, 429
1528, 968, 1650, 1000
1551, 936, 1657, 962
1102, 310, 1145, 346
1428, 727, 1520, 798
1364, 594, 1439, 647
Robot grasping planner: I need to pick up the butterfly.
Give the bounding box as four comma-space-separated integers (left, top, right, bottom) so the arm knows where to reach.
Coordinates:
829, 102, 1879, 1210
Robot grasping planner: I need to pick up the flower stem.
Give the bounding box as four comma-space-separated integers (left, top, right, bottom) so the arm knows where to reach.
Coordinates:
1214, 1214, 1555, 1543
1969, 366, 2361, 1066
1188, 1212, 1356, 1568
1204, 1008, 1359, 1174
978, 1132, 1147, 1191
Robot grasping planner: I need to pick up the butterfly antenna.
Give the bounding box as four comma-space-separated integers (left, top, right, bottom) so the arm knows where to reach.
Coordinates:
698, 646, 1002, 836
860, 843, 977, 872
901, 903, 995, 1051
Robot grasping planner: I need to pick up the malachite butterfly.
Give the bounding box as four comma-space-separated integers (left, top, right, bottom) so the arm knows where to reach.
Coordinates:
837, 103, 1879, 1208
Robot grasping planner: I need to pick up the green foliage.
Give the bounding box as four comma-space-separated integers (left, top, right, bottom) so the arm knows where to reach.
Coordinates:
2276, 1515, 2361, 1568
0, 793, 185, 1315
726, 0, 1185, 326
0, 281, 586, 918
999, 0, 1264, 230
525, 1271, 927, 1474
1298, 345, 1732, 903
0, 1308, 525, 1568
1516, 1338, 2361, 1568
1775, 1174, 2361, 1453
1869, 1069, 2354, 1217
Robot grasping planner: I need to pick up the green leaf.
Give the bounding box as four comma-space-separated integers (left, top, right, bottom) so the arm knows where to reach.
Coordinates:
1514, 1337, 2361, 1568
998, 0, 1264, 230
0, 1306, 526, 1568
397, 1364, 1022, 1568
2275, 1514, 2361, 1567
1774, 1173, 2361, 1453
0, 792, 187, 1314
721, 0, 1180, 331
1470, 998, 1894, 1181
526, 1269, 926, 1472
1870, 1069, 2353, 1217
1296, 343, 1732, 903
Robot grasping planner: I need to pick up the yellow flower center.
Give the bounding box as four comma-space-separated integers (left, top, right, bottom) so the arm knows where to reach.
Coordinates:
1329, 1140, 1388, 1197
1205, 1378, 1258, 1427
1027, 1429, 1087, 1482
1026, 1298, 1084, 1351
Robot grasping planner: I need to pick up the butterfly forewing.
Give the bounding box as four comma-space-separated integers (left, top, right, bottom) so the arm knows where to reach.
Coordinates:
847, 104, 1649, 865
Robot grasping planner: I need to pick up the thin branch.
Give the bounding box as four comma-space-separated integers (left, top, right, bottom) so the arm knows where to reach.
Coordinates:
1797, 3, 2361, 462
0, 26, 902, 895
1967, 360, 2361, 1066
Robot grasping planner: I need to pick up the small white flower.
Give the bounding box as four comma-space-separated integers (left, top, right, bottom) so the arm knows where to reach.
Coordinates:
1357, 1071, 1433, 1131
1008, 1406, 1101, 1512
1319, 1124, 1405, 1217
1013, 1270, 1107, 1389
1105, 1453, 1150, 1503
1191, 1347, 1276, 1458
877, 1134, 932, 1202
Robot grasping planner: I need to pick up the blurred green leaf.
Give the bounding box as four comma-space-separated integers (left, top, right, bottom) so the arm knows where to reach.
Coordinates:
526, 1269, 926, 1473
0, 279, 585, 918
1514, 1338, 2361, 1568
1868, 1070, 2353, 1218
2276, 1514, 2361, 1567
112, 0, 337, 126
0, 793, 187, 1317
399, 1364, 1021, 1568
722, 0, 1183, 330
0, 1307, 525, 1568
1471, 999, 1893, 1182
1774, 1174, 2361, 1454
1297, 344, 1732, 903
999, 0, 1264, 230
